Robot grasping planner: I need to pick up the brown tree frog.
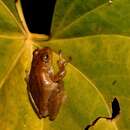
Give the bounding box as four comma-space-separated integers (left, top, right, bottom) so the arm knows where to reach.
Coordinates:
27, 47, 71, 121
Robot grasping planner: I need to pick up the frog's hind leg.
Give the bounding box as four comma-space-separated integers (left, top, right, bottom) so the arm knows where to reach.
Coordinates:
48, 81, 66, 121
27, 85, 43, 119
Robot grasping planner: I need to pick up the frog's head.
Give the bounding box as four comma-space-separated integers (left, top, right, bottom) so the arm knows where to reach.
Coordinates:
33, 47, 52, 67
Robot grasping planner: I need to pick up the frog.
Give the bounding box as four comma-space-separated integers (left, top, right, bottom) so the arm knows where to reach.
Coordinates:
27, 47, 71, 121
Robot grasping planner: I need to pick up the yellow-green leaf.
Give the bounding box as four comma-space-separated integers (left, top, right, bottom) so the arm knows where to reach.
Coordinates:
0, 0, 130, 130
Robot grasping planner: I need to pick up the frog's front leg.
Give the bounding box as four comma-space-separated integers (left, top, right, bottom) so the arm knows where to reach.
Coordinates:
53, 50, 71, 82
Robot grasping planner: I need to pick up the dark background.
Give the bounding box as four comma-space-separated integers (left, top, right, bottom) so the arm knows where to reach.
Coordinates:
21, 0, 56, 35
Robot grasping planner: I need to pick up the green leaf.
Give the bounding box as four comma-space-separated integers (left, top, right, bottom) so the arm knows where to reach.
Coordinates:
0, 1, 24, 36
1, 0, 21, 23
52, 0, 107, 34
0, 0, 130, 130
52, 0, 130, 38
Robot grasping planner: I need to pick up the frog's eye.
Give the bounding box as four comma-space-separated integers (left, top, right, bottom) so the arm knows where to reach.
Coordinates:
42, 54, 49, 63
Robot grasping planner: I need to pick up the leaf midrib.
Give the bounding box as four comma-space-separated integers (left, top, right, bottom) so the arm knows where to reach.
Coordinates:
0, 35, 25, 39
48, 34, 130, 43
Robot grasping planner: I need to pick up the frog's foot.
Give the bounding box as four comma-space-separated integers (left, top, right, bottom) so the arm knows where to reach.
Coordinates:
57, 49, 72, 67
39, 110, 49, 118
66, 56, 72, 65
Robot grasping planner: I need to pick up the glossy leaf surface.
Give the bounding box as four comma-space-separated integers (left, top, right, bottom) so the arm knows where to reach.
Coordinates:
0, 0, 130, 130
